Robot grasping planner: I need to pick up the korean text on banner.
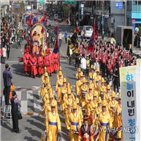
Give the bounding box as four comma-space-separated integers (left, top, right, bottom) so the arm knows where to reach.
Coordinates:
137, 59, 141, 66
120, 66, 136, 141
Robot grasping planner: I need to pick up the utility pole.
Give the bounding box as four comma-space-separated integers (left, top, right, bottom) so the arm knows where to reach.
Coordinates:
102, 0, 104, 37
78, 1, 80, 26
124, 0, 126, 26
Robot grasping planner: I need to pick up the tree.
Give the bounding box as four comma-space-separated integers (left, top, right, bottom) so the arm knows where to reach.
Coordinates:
13, 1, 25, 15
63, 5, 71, 19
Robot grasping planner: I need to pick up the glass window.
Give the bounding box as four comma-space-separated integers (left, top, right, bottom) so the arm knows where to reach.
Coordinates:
138, 1, 141, 5
86, 26, 93, 30
133, 1, 137, 5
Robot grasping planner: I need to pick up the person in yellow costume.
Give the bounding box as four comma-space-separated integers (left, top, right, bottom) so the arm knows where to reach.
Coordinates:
57, 66, 63, 80
97, 100, 112, 141
48, 93, 58, 113
104, 85, 111, 103
56, 71, 63, 99
94, 68, 102, 94
40, 82, 47, 99
75, 72, 84, 96
89, 65, 96, 81
42, 92, 54, 115
45, 100, 61, 141
114, 94, 123, 140
99, 78, 106, 100
80, 78, 88, 111
40, 86, 49, 103
43, 89, 49, 105
68, 102, 81, 141
41, 70, 49, 82
59, 78, 67, 106
43, 94, 58, 124
89, 80, 95, 93
47, 84, 52, 95
76, 68, 81, 80
85, 84, 93, 104
89, 91, 98, 120
63, 84, 75, 104
75, 98, 83, 124
64, 89, 73, 130
108, 91, 118, 128
95, 97, 102, 119
91, 96, 101, 141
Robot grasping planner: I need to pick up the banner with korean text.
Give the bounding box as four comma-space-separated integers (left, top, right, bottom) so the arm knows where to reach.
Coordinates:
137, 59, 141, 66
120, 66, 141, 140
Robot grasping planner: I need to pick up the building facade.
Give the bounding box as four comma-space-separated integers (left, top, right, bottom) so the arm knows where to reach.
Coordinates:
110, 0, 124, 32
127, 0, 141, 32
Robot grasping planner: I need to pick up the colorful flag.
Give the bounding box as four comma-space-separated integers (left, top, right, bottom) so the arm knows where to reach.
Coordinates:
32, 16, 38, 24
87, 24, 98, 53
43, 19, 47, 26
26, 15, 30, 21
53, 26, 59, 53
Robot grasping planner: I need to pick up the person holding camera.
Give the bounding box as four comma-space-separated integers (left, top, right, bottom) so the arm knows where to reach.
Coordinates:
3, 64, 12, 105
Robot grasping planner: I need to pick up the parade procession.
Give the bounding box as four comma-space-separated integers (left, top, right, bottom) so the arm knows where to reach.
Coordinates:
22, 12, 137, 141
20, 13, 139, 141
1, 1, 141, 141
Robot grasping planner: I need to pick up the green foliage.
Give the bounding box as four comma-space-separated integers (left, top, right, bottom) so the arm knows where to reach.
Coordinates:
14, 1, 25, 15
62, 5, 71, 17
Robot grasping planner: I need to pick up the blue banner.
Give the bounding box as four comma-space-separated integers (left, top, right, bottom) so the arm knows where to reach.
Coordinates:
115, 2, 123, 9
14, 4, 20, 8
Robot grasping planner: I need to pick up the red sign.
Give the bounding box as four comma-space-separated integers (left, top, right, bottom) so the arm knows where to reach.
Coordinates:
132, 20, 135, 23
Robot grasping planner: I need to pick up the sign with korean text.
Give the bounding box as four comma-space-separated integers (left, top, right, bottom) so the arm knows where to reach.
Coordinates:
115, 2, 123, 9
14, 4, 20, 8
65, 0, 77, 5
39, 0, 44, 4
120, 66, 136, 140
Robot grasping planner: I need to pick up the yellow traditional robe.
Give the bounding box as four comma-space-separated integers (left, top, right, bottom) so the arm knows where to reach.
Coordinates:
75, 80, 83, 96
68, 112, 81, 141
114, 103, 122, 139
64, 98, 73, 130
89, 71, 96, 81
99, 85, 106, 99
104, 93, 111, 103
94, 75, 102, 94
80, 85, 88, 110
108, 100, 118, 128
45, 112, 61, 141
59, 86, 67, 105
98, 112, 112, 141
85, 93, 93, 104
56, 79, 63, 99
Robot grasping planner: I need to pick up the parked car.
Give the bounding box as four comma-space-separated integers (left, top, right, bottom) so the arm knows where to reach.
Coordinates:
83, 25, 93, 38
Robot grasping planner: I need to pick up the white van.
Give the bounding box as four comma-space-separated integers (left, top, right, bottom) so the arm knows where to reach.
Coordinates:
83, 25, 93, 38
25, 5, 31, 15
